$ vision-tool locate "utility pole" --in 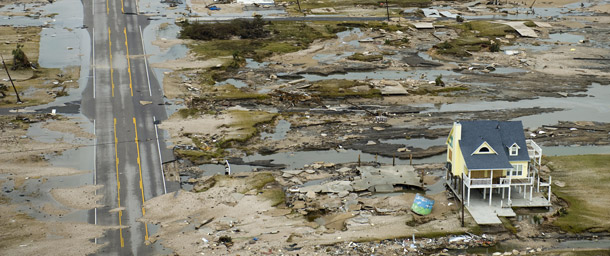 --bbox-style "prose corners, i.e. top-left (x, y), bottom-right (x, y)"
top-left (296, 0), bottom-right (302, 14)
top-left (385, 0), bottom-right (390, 21)
top-left (1, 54), bottom-right (22, 103)
top-left (461, 172), bottom-right (465, 227)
